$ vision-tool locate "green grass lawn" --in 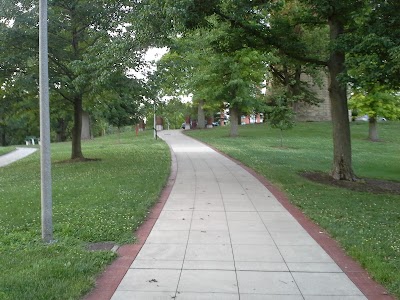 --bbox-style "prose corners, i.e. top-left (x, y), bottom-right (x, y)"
top-left (186, 121), bottom-right (400, 298)
top-left (0, 146), bottom-right (16, 156)
top-left (0, 130), bottom-right (170, 300)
